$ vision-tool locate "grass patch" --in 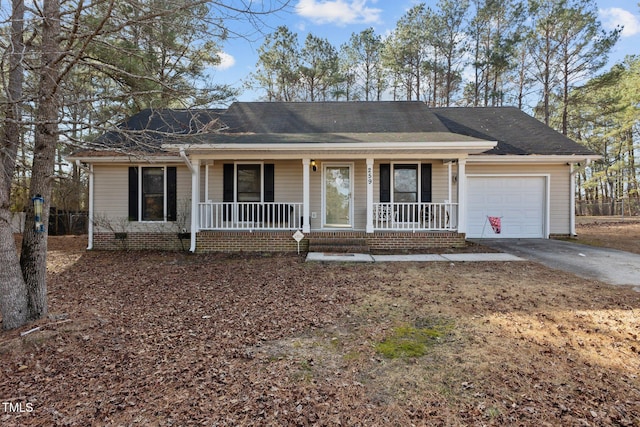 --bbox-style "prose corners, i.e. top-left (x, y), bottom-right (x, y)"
top-left (375, 319), bottom-right (452, 359)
